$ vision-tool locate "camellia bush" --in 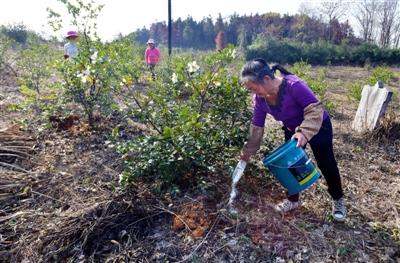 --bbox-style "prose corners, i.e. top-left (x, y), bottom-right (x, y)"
top-left (47, 0), bottom-right (142, 127)
top-left (117, 46), bottom-right (252, 191)
top-left (48, 0), bottom-right (111, 126)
